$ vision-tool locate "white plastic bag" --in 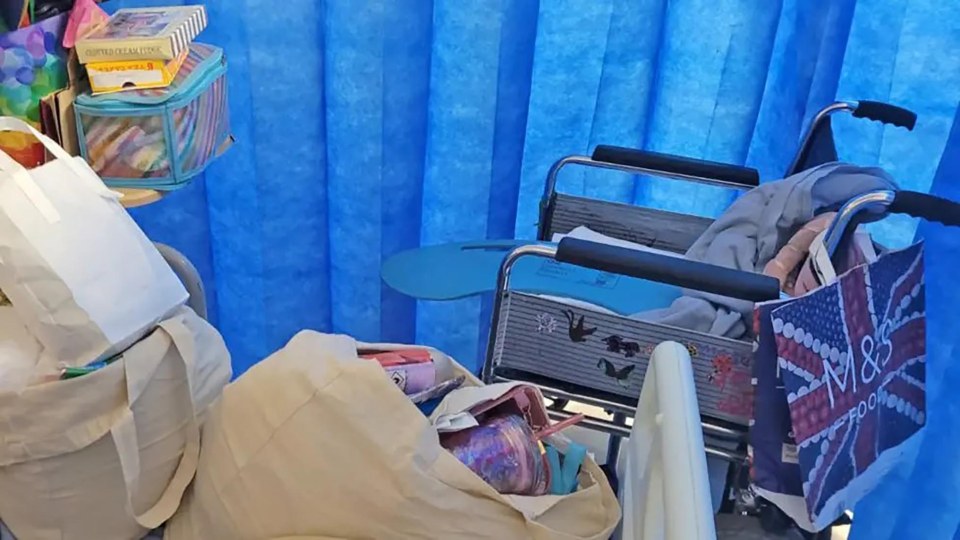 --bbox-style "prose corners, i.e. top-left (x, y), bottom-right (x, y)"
top-left (0, 117), bottom-right (187, 366)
